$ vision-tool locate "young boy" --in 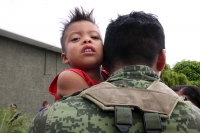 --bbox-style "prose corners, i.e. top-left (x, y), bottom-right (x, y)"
top-left (49, 7), bottom-right (109, 100)
top-left (39, 101), bottom-right (49, 112)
